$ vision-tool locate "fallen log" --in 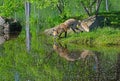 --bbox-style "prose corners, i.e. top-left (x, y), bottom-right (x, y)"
top-left (78, 15), bottom-right (109, 32)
